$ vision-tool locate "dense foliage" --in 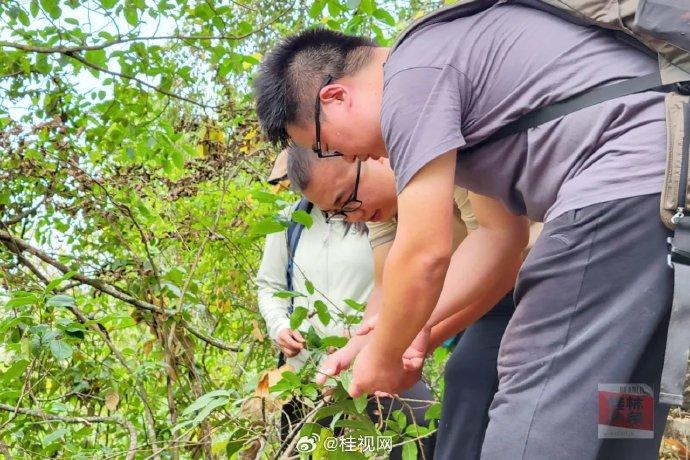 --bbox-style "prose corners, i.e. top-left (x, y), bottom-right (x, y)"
top-left (0, 0), bottom-right (448, 458)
